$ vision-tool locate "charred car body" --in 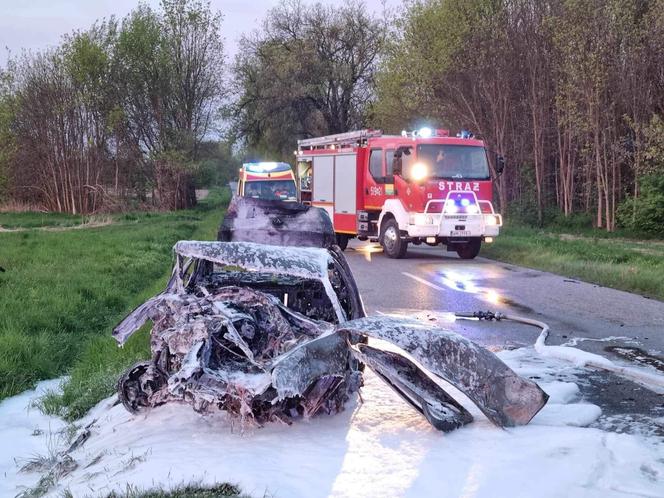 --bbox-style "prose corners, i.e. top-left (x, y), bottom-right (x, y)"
top-left (114, 197), bottom-right (548, 431)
